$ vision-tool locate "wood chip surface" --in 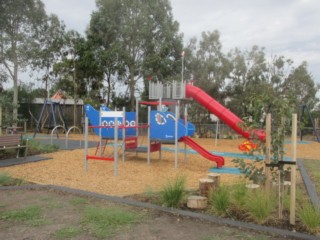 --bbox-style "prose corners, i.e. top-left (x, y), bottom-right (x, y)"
top-left (1, 135), bottom-right (319, 197)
